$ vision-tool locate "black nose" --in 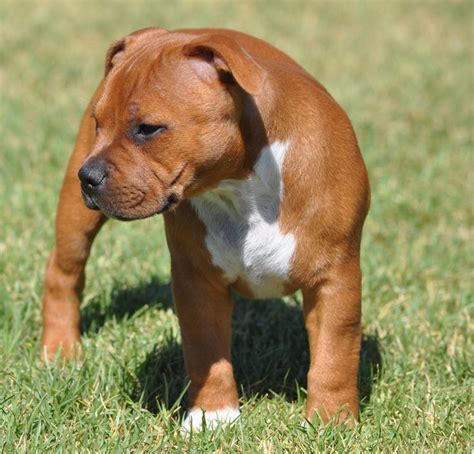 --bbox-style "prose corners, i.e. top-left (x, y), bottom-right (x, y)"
top-left (78, 159), bottom-right (107, 192)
